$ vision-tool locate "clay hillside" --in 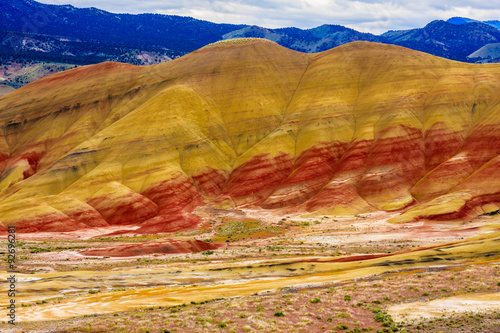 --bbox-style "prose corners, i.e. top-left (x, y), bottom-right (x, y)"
top-left (1, 39), bottom-right (500, 233)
